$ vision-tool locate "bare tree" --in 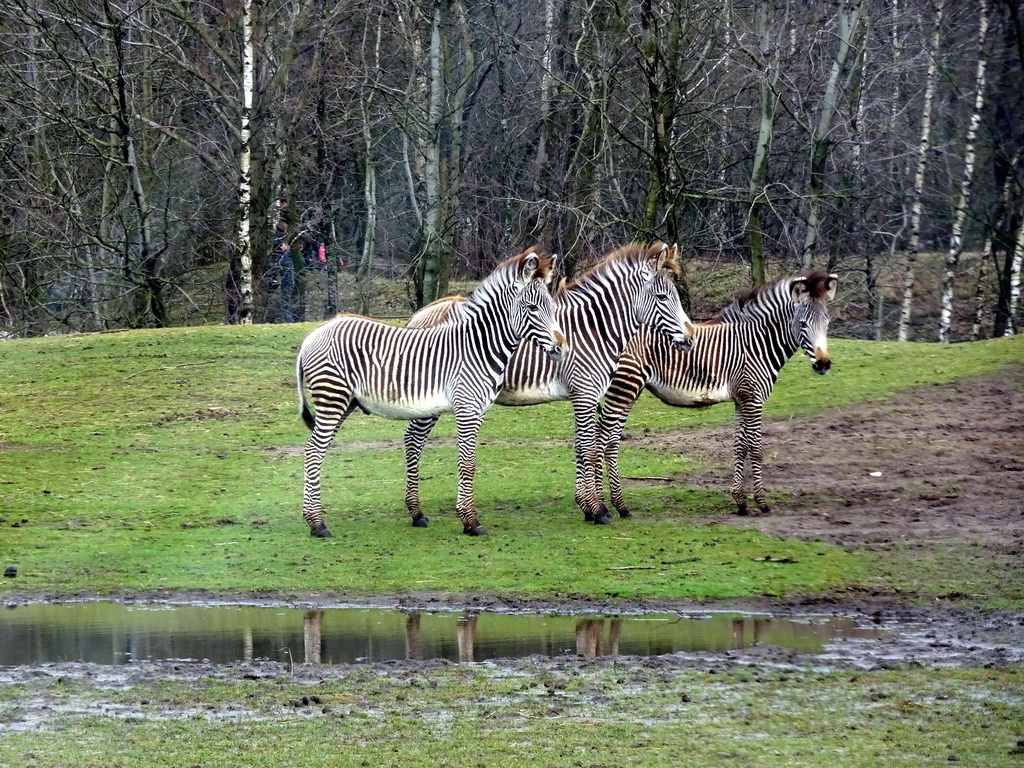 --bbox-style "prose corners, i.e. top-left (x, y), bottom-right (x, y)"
top-left (938, 0), bottom-right (990, 342)
top-left (898, 0), bottom-right (945, 342)
top-left (800, 0), bottom-right (865, 269)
